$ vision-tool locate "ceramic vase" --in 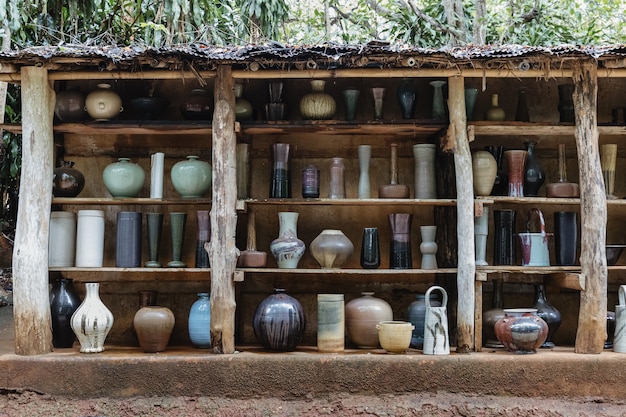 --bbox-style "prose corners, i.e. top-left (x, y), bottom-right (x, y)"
top-left (423, 286), bottom-right (450, 355)
top-left (253, 289), bottom-right (306, 351)
top-left (464, 87), bottom-right (478, 121)
top-left (483, 279), bottom-right (505, 348)
top-left (485, 146), bottom-right (508, 196)
top-left (485, 94), bottom-right (506, 121)
top-left (532, 284), bottom-right (561, 348)
top-left (345, 292), bottom-right (393, 348)
top-left (376, 321), bottom-right (414, 354)
top-left (357, 145), bottom-right (371, 199)
top-left (270, 212), bottom-right (305, 268)
top-left (55, 86), bottom-right (87, 122)
top-left (180, 88), bottom-right (211, 120)
top-left (360, 227), bottom-right (380, 269)
top-left (515, 88), bottom-right (530, 122)
top-left (328, 157), bottom-right (346, 199)
top-left (389, 213), bottom-right (412, 269)
top-left (601, 144), bottom-right (618, 199)
top-left (419, 226), bottom-right (438, 269)
top-left (188, 292), bottom-right (211, 348)
top-left (300, 80), bottom-right (336, 120)
top-left (195, 210), bottom-right (211, 268)
top-left (53, 160), bottom-right (85, 197)
top-left (493, 209), bottom-right (516, 265)
top-left (85, 83), bottom-right (123, 121)
top-left (48, 211), bottom-right (76, 267)
top-left (75, 210), bottom-right (105, 267)
top-left (523, 141), bottom-right (545, 196)
top-left (50, 277), bottom-right (82, 348)
top-left (342, 88), bottom-right (360, 121)
top-left (503, 150), bottom-right (527, 197)
top-left (397, 78), bottom-right (417, 119)
top-left (518, 208), bottom-right (551, 267)
top-left (70, 283), bottom-right (114, 353)
top-left (554, 211), bottom-right (578, 266)
top-left (474, 207), bottom-right (489, 266)
top-left (413, 144), bottom-right (437, 199)
top-left (167, 212), bottom-right (187, 267)
top-left (430, 80), bottom-right (447, 120)
top-left (236, 143), bottom-right (250, 200)
top-left (115, 211), bottom-right (142, 268)
top-left (494, 308), bottom-right (548, 354)
top-left (234, 83), bottom-right (253, 121)
top-left (170, 155), bottom-right (212, 199)
top-left (607, 311), bottom-right (616, 349)
top-left (270, 143), bottom-right (292, 199)
top-left (558, 84), bottom-right (575, 123)
top-left (317, 294), bottom-right (345, 353)
top-left (131, 96), bottom-right (169, 120)
top-left (310, 229), bottom-right (354, 269)
top-left (370, 87), bottom-right (386, 119)
top-left (302, 164), bottom-right (320, 198)
top-left (145, 213), bottom-right (163, 267)
top-left (407, 293), bottom-right (441, 349)
top-left (472, 151), bottom-right (497, 196)
top-left (134, 305), bottom-right (175, 353)
top-left (102, 157), bottom-right (145, 198)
